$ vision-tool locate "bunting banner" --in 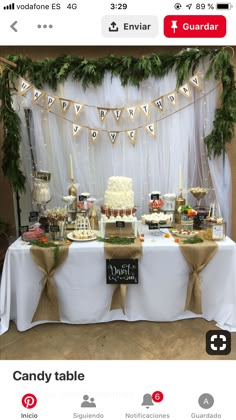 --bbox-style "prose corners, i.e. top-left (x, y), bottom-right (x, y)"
top-left (98, 108), bottom-right (109, 122)
top-left (19, 78), bottom-right (32, 95)
top-left (32, 88), bottom-right (43, 104)
top-left (112, 109), bottom-right (123, 122)
top-left (140, 103), bottom-right (150, 118)
top-left (127, 130), bottom-right (137, 146)
top-left (145, 123), bottom-right (156, 137)
top-left (60, 99), bottom-right (70, 113)
top-left (127, 107), bottom-right (136, 120)
top-left (189, 74), bottom-right (201, 90)
top-left (178, 83), bottom-right (192, 98)
top-left (74, 103), bottom-right (83, 116)
top-left (47, 95), bottom-right (56, 109)
top-left (72, 124), bottom-right (81, 136)
top-left (153, 97), bottom-right (164, 112)
top-left (167, 92), bottom-right (176, 107)
top-left (108, 131), bottom-right (118, 145)
top-left (90, 130), bottom-right (99, 144)
top-left (17, 73), bottom-right (205, 147)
